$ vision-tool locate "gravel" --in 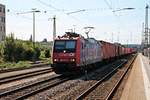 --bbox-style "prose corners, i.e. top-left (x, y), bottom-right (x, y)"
top-left (27, 60), bottom-right (124, 100)
top-left (0, 72), bottom-right (55, 94)
top-left (84, 57), bottom-right (133, 99)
